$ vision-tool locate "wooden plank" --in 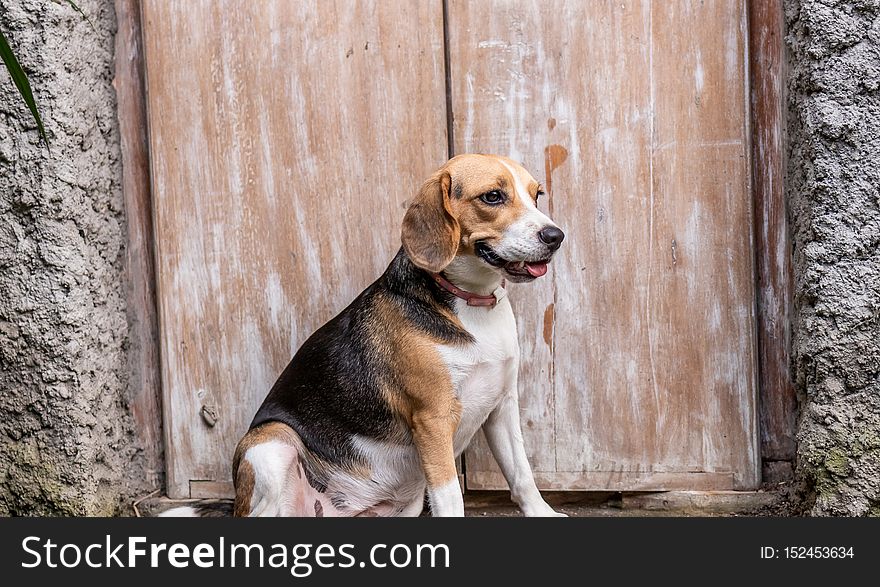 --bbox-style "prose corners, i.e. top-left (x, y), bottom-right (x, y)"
top-left (541, 0), bottom-right (656, 477)
top-left (646, 0), bottom-right (759, 488)
top-left (467, 471), bottom-right (736, 492)
top-left (189, 480), bottom-right (234, 500)
top-left (115, 0), bottom-right (163, 489)
top-left (748, 0), bottom-right (795, 464)
top-left (464, 489), bottom-right (775, 514)
top-left (619, 490), bottom-right (776, 513)
top-left (141, 0), bottom-right (448, 497)
top-left (452, 1), bottom-right (759, 490)
top-left (447, 0), bottom-right (563, 476)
